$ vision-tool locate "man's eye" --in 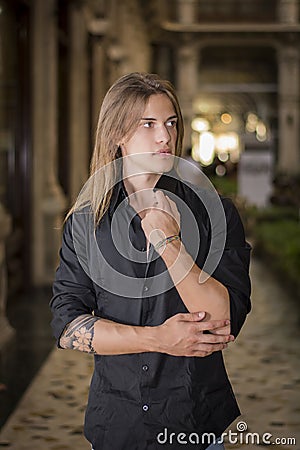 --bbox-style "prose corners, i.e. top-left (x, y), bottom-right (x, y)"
top-left (166, 120), bottom-right (177, 128)
top-left (143, 121), bottom-right (154, 128)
